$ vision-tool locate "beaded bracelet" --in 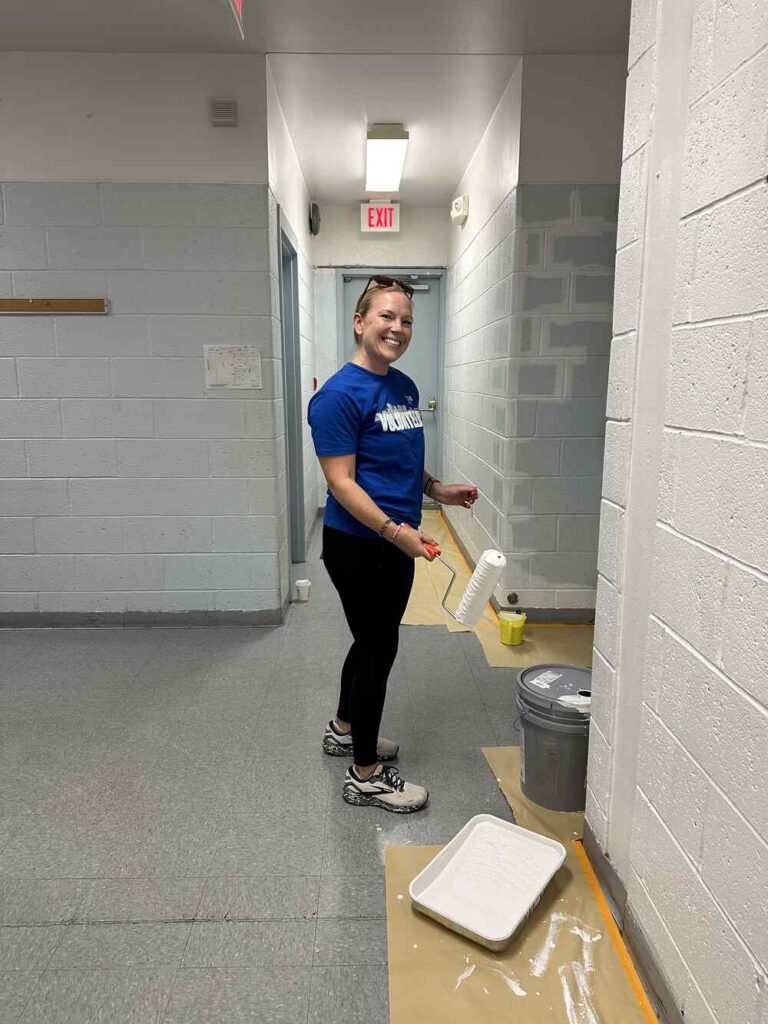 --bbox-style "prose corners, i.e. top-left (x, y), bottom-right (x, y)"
top-left (390, 523), bottom-right (404, 543)
top-left (378, 517), bottom-right (392, 538)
